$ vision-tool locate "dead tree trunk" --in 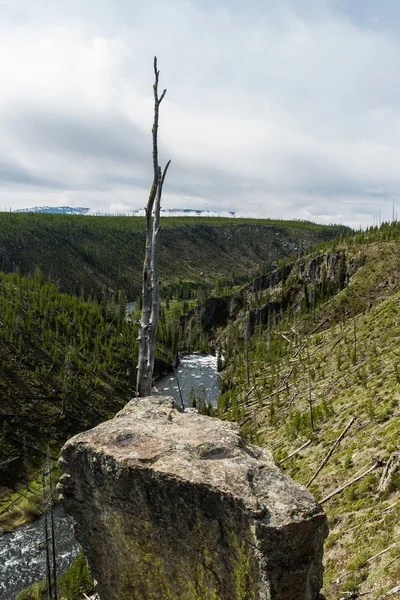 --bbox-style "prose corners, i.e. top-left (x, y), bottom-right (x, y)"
top-left (41, 450), bottom-right (58, 600)
top-left (306, 344), bottom-right (315, 432)
top-left (136, 57), bottom-right (171, 397)
top-left (42, 468), bottom-right (52, 600)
